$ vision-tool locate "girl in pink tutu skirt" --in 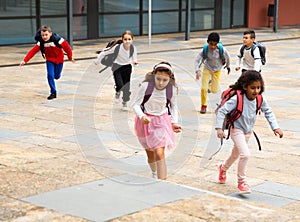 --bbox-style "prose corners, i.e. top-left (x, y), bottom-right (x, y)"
top-left (133, 62), bottom-right (182, 180)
